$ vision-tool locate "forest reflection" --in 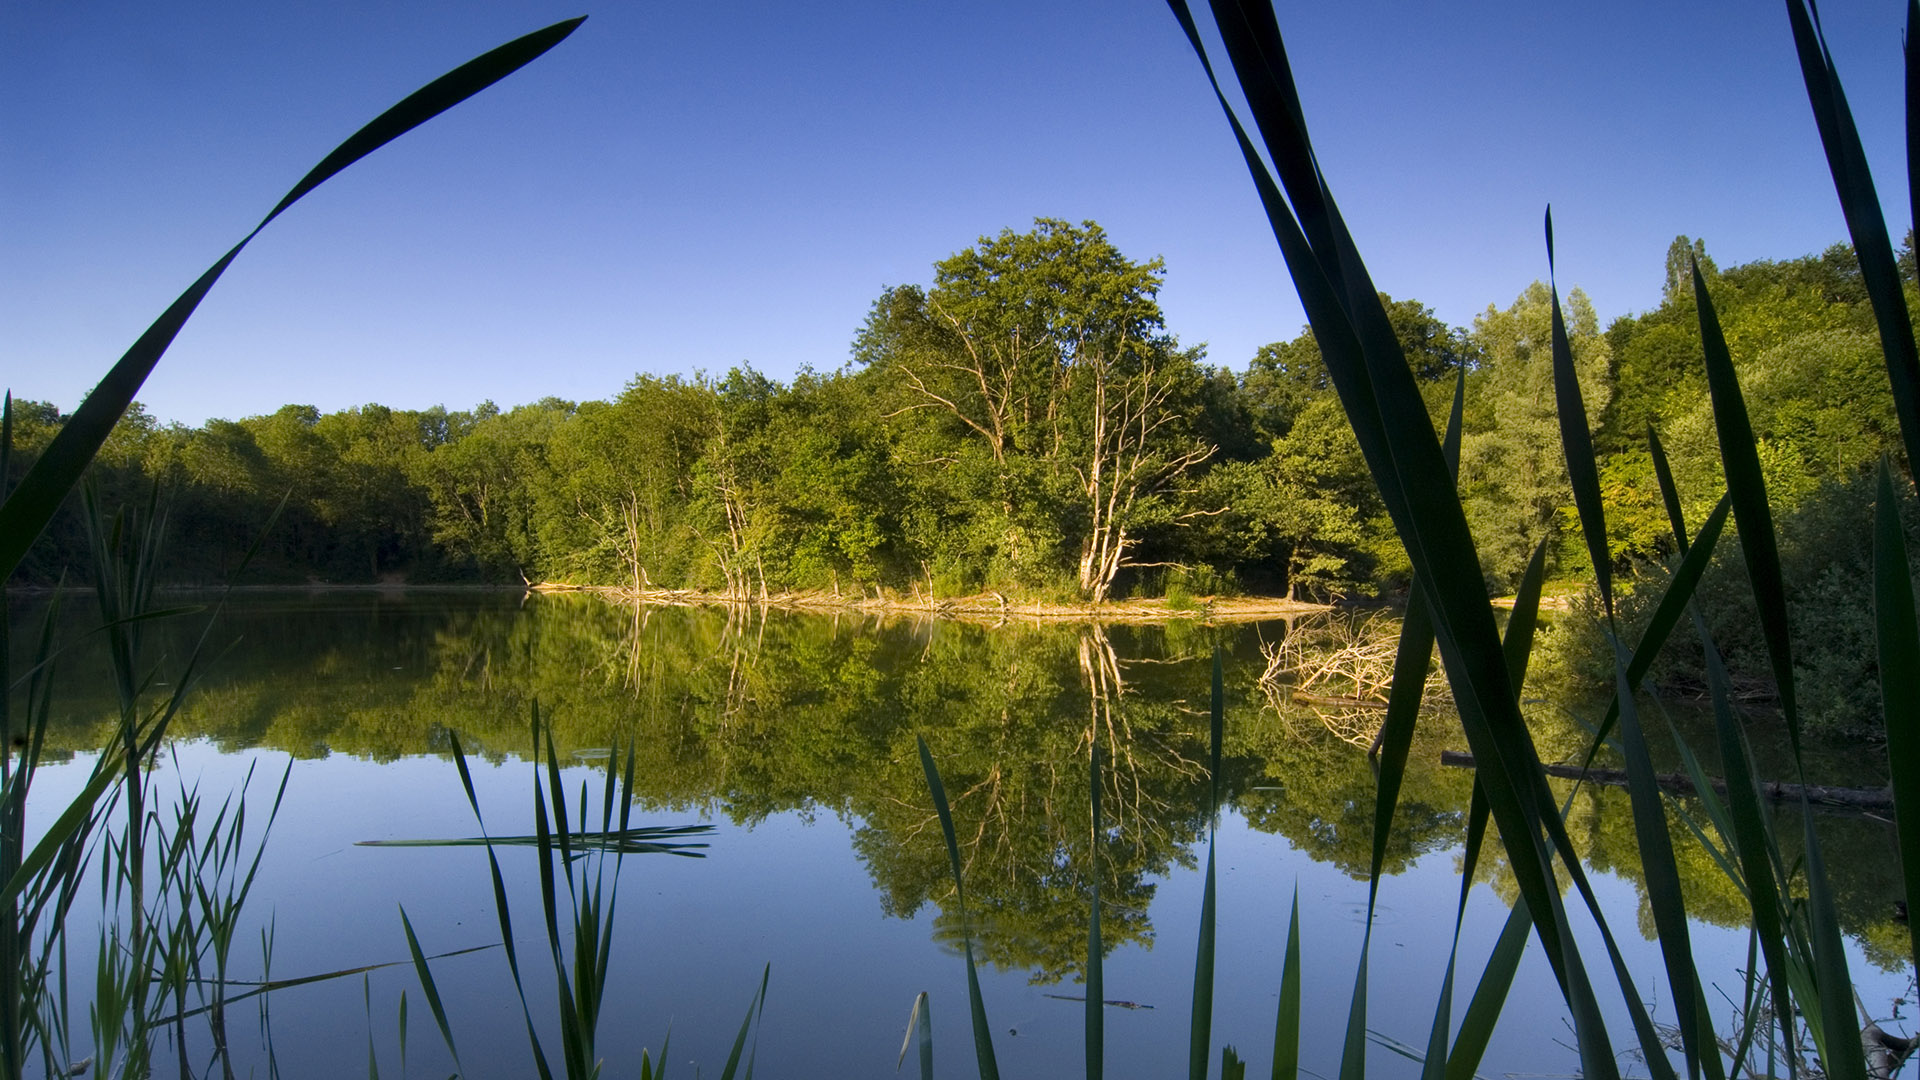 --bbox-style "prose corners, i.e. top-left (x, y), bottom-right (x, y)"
top-left (17, 591), bottom-right (1910, 980)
